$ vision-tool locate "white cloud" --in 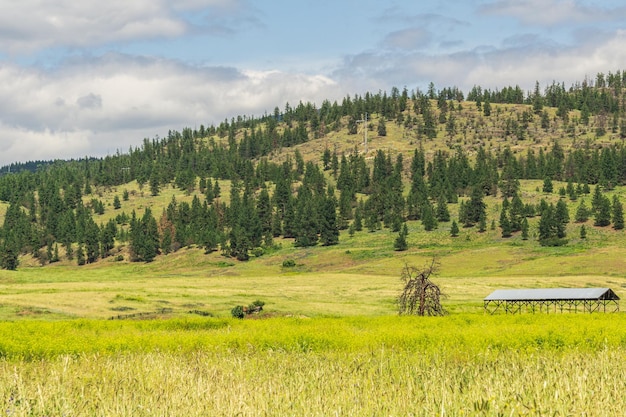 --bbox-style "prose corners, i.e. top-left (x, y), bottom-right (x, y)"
top-left (0, 0), bottom-right (249, 54)
top-left (0, 1), bottom-right (179, 53)
top-left (0, 123), bottom-right (91, 163)
top-left (382, 28), bottom-right (432, 51)
top-left (334, 29), bottom-right (626, 95)
top-left (480, 0), bottom-right (626, 27)
top-left (0, 54), bottom-right (339, 166)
